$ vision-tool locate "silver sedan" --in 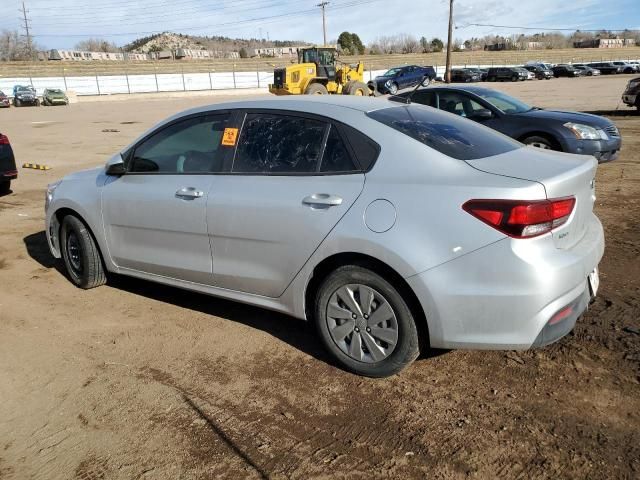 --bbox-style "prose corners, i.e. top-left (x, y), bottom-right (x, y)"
top-left (45, 96), bottom-right (604, 377)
